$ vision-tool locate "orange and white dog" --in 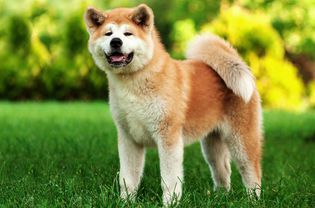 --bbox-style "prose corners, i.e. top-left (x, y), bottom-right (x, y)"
top-left (84, 4), bottom-right (262, 205)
